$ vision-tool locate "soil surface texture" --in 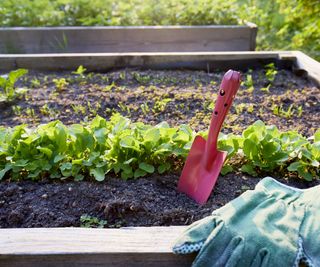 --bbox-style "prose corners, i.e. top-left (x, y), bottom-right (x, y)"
top-left (0, 67), bottom-right (319, 136)
top-left (0, 67), bottom-right (319, 228)
top-left (1, 172), bottom-right (319, 228)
